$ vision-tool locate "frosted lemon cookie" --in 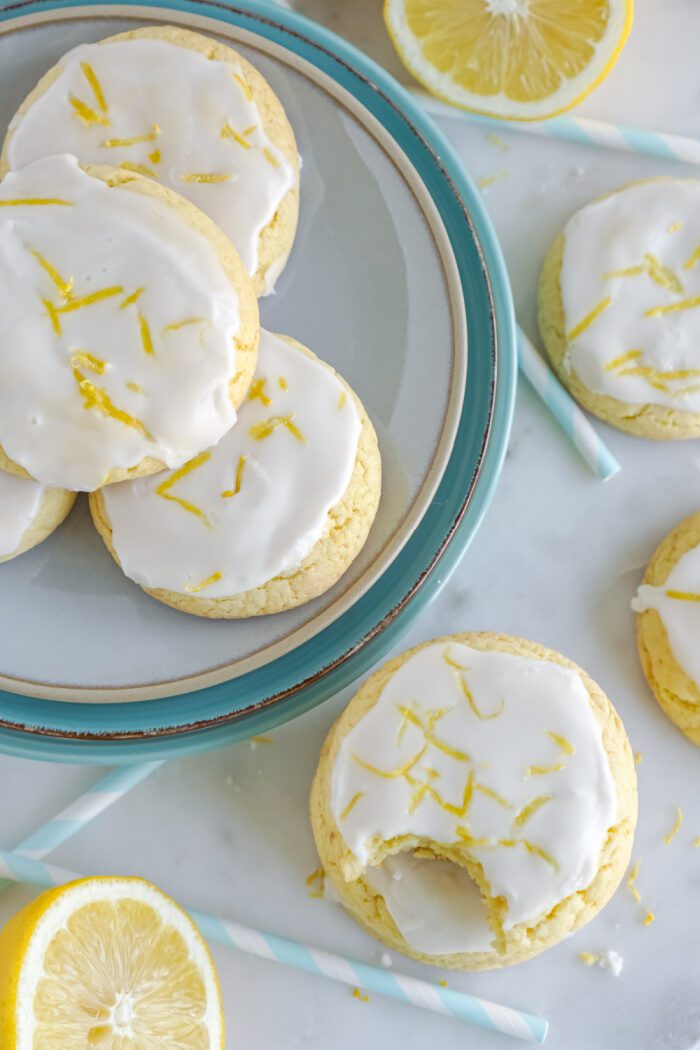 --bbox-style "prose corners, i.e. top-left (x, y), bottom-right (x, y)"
top-left (0, 472), bottom-right (75, 563)
top-left (539, 179), bottom-right (700, 439)
top-left (89, 330), bottom-right (381, 617)
top-left (632, 513), bottom-right (700, 745)
top-left (2, 25), bottom-right (299, 296)
top-left (311, 633), bottom-right (637, 970)
top-left (0, 154), bottom-right (258, 492)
